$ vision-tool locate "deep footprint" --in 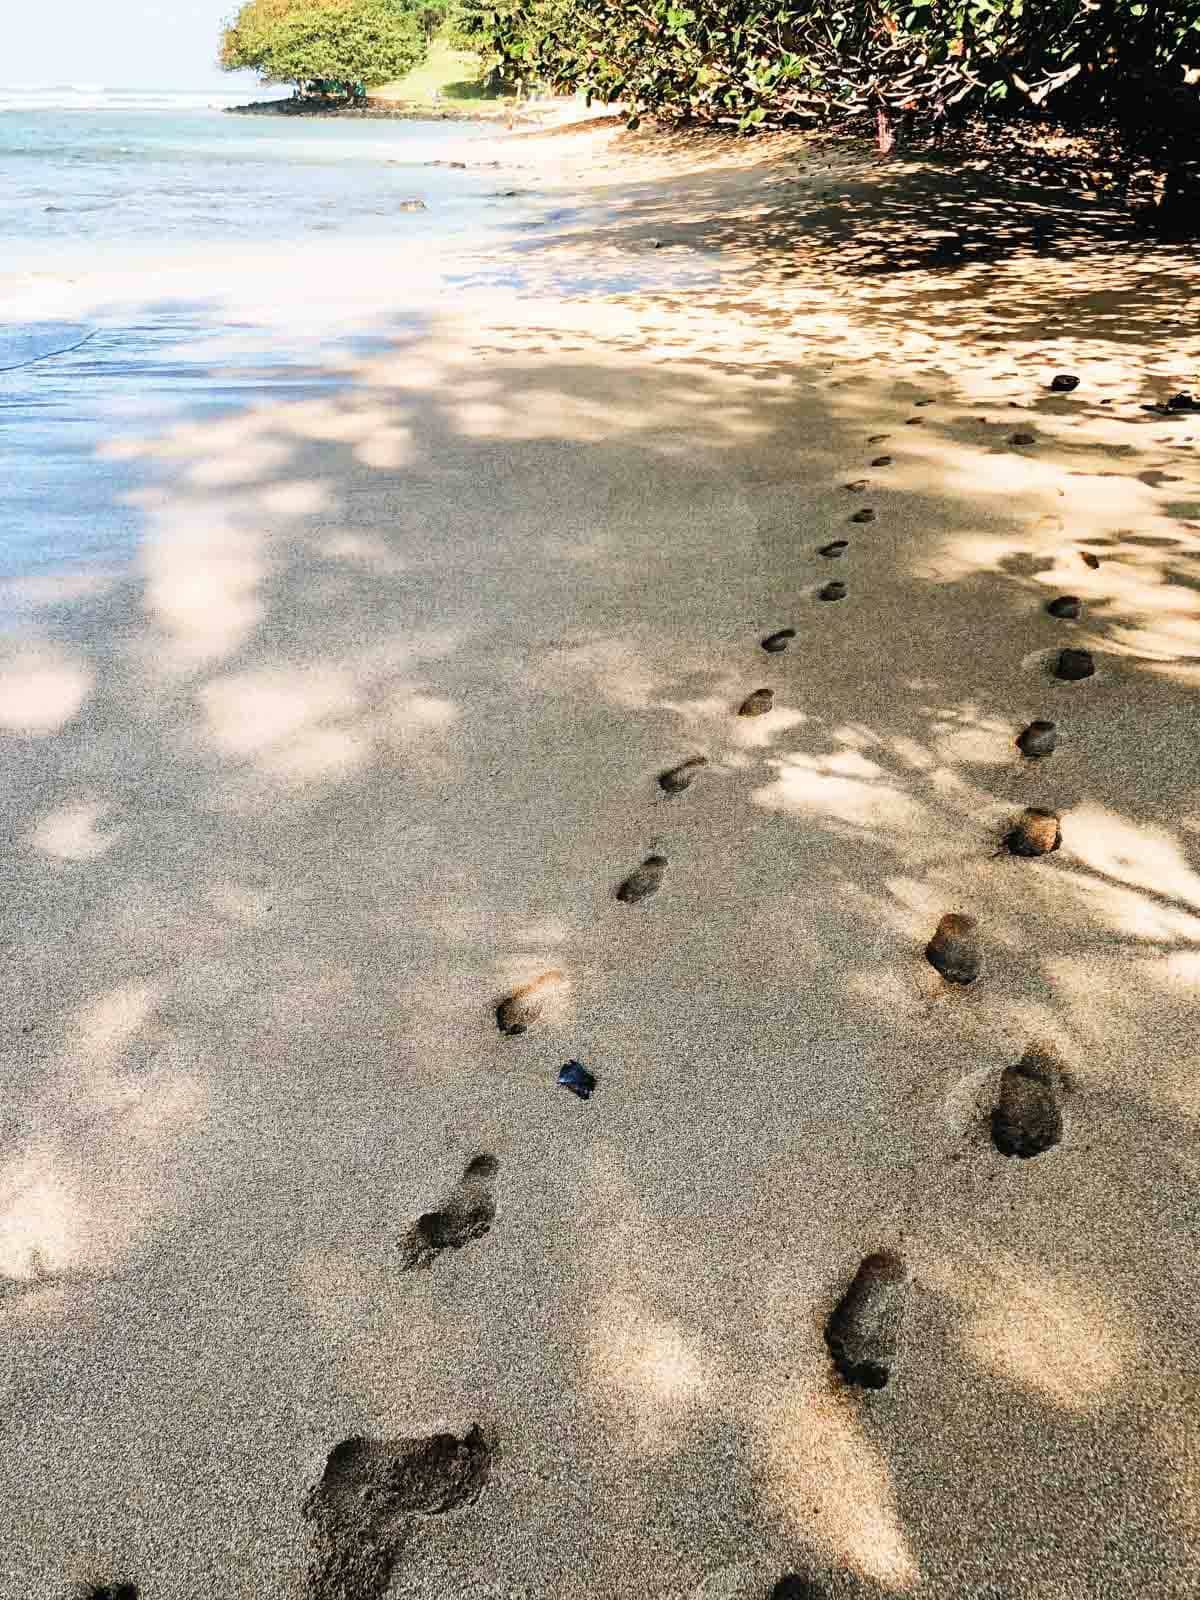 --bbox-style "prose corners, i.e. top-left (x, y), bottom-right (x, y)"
top-left (1005, 807), bottom-right (1061, 857)
top-left (870, 454), bottom-right (893, 466)
top-left (401, 1155), bottom-right (499, 1270)
top-left (72, 1587), bottom-right (139, 1600)
top-left (762, 628), bottom-right (797, 653)
top-left (1055, 648), bottom-right (1095, 681)
top-left (496, 969), bottom-right (564, 1035)
top-left (771, 1579), bottom-right (825, 1600)
top-left (818, 540), bottom-right (849, 557)
top-left (1046, 595), bottom-right (1082, 619)
top-left (305, 1427), bottom-right (491, 1600)
top-left (849, 508), bottom-right (876, 524)
top-left (818, 580), bottom-right (847, 602)
top-left (1016, 720), bottom-right (1057, 758)
top-left (739, 687), bottom-right (774, 716)
top-left (925, 913), bottom-right (980, 984)
top-left (992, 1050), bottom-right (1064, 1157)
top-left (825, 1252), bottom-right (909, 1389)
top-left (659, 756), bottom-right (708, 794)
top-left (617, 854), bottom-right (667, 903)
